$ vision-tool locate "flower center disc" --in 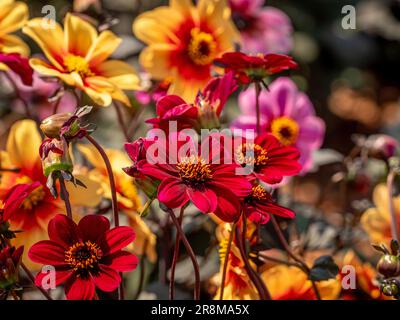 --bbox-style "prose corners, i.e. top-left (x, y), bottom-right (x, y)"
top-left (249, 185), bottom-right (269, 201)
top-left (271, 116), bottom-right (299, 146)
top-left (65, 241), bottom-right (102, 273)
top-left (177, 155), bottom-right (212, 185)
top-left (15, 176), bottom-right (46, 210)
top-left (64, 55), bottom-right (94, 77)
top-left (187, 28), bottom-right (217, 66)
top-left (236, 143), bottom-right (269, 169)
